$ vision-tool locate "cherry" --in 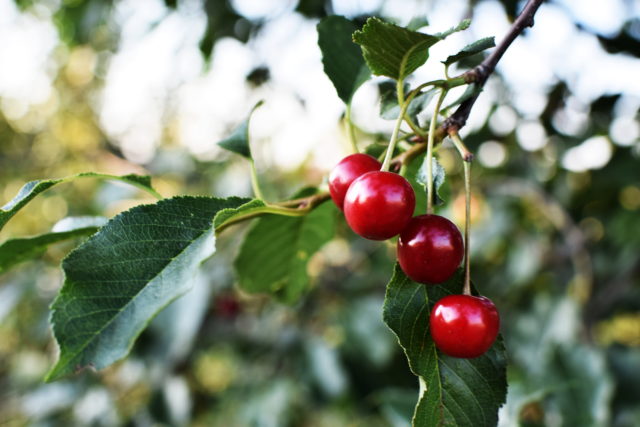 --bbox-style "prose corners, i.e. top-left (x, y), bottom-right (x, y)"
top-left (397, 214), bottom-right (463, 284)
top-left (343, 171), bottom-right (415, 240)
top-left (429, 294), bottom-right (499, 358)
top-left (329, 153), bottom-right (382, 210)
top-left (215, 293), bottom-right (242, 319)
